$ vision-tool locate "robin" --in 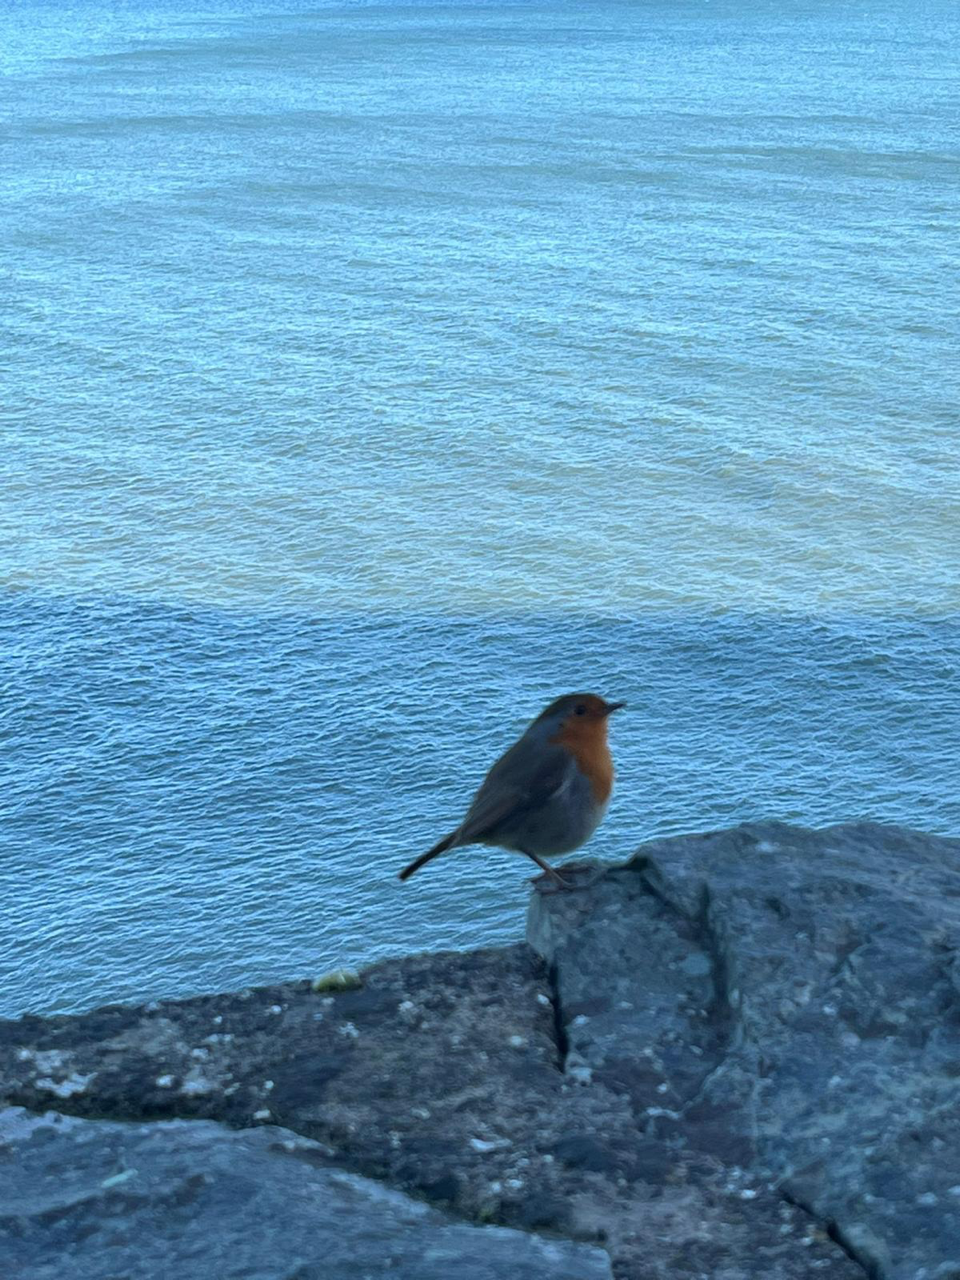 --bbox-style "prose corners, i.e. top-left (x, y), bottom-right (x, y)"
top-left (398, 692), bottom-right (625, 890)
